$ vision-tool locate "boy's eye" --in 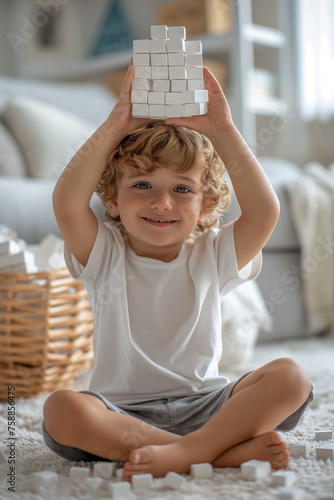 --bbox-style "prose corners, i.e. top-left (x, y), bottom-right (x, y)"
top-left (134, 182), bottom-right (151, 189)
top-left (174, 186), bottom-right (190, 193)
